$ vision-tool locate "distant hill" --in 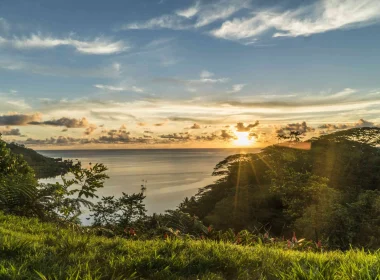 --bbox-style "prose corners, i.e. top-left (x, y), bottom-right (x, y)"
top-left (6, 142), bottom-right (72, 179)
